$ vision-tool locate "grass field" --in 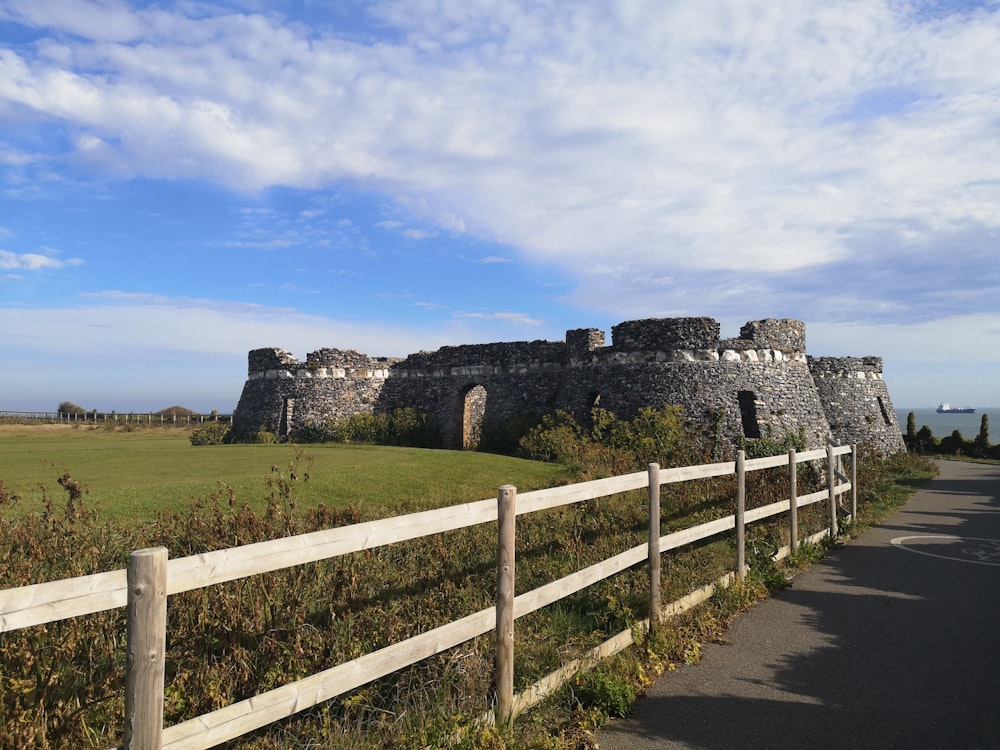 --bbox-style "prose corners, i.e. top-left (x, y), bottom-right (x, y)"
top-left (0, 423), bottom-right (570, 521)
top-left (0, 423), bottom-right (937, 749)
